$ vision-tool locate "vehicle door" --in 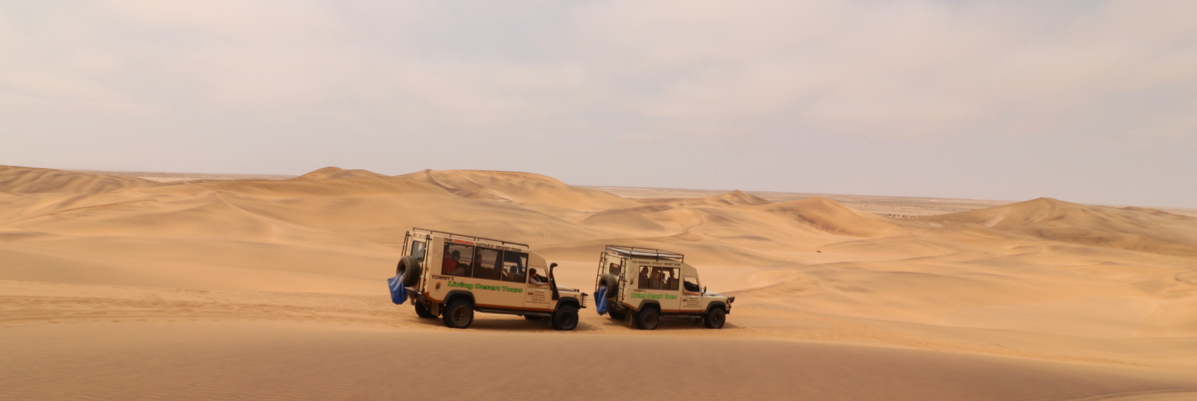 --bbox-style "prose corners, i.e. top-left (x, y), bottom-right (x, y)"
top-left (515, 253), bottom-right (552, 311)
top-left (679, 274), bottom-right (704, 313)
top-left (406, 235), bottom-right (429, 289)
